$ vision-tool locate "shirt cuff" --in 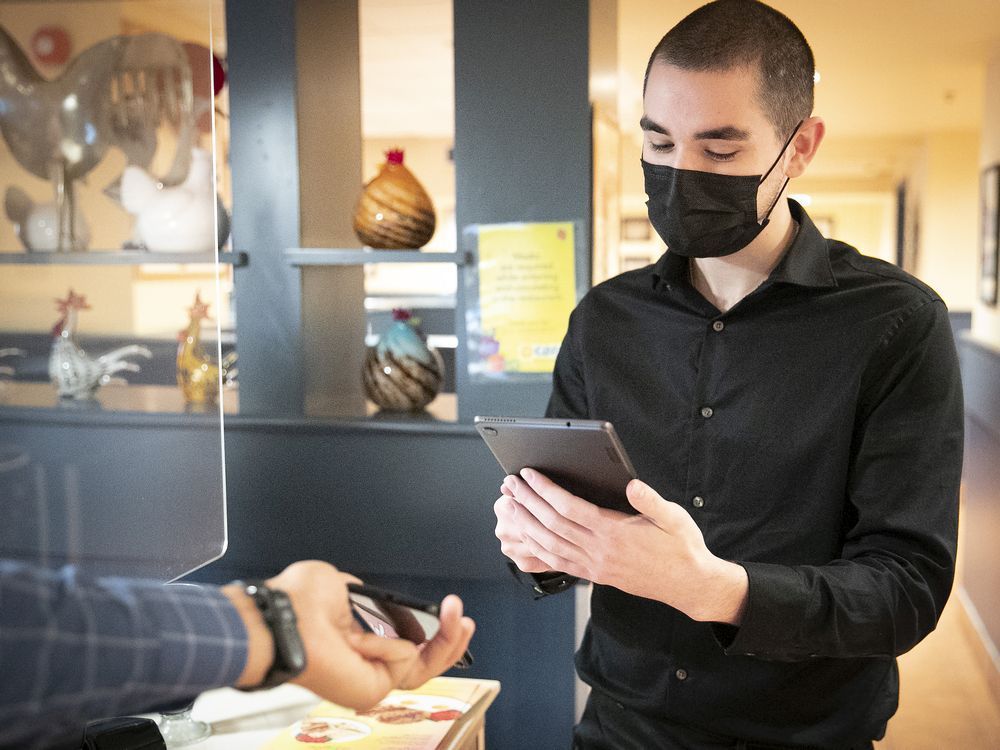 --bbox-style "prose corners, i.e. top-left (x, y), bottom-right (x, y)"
top-left (711, 561), bottom-right (810, 660)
